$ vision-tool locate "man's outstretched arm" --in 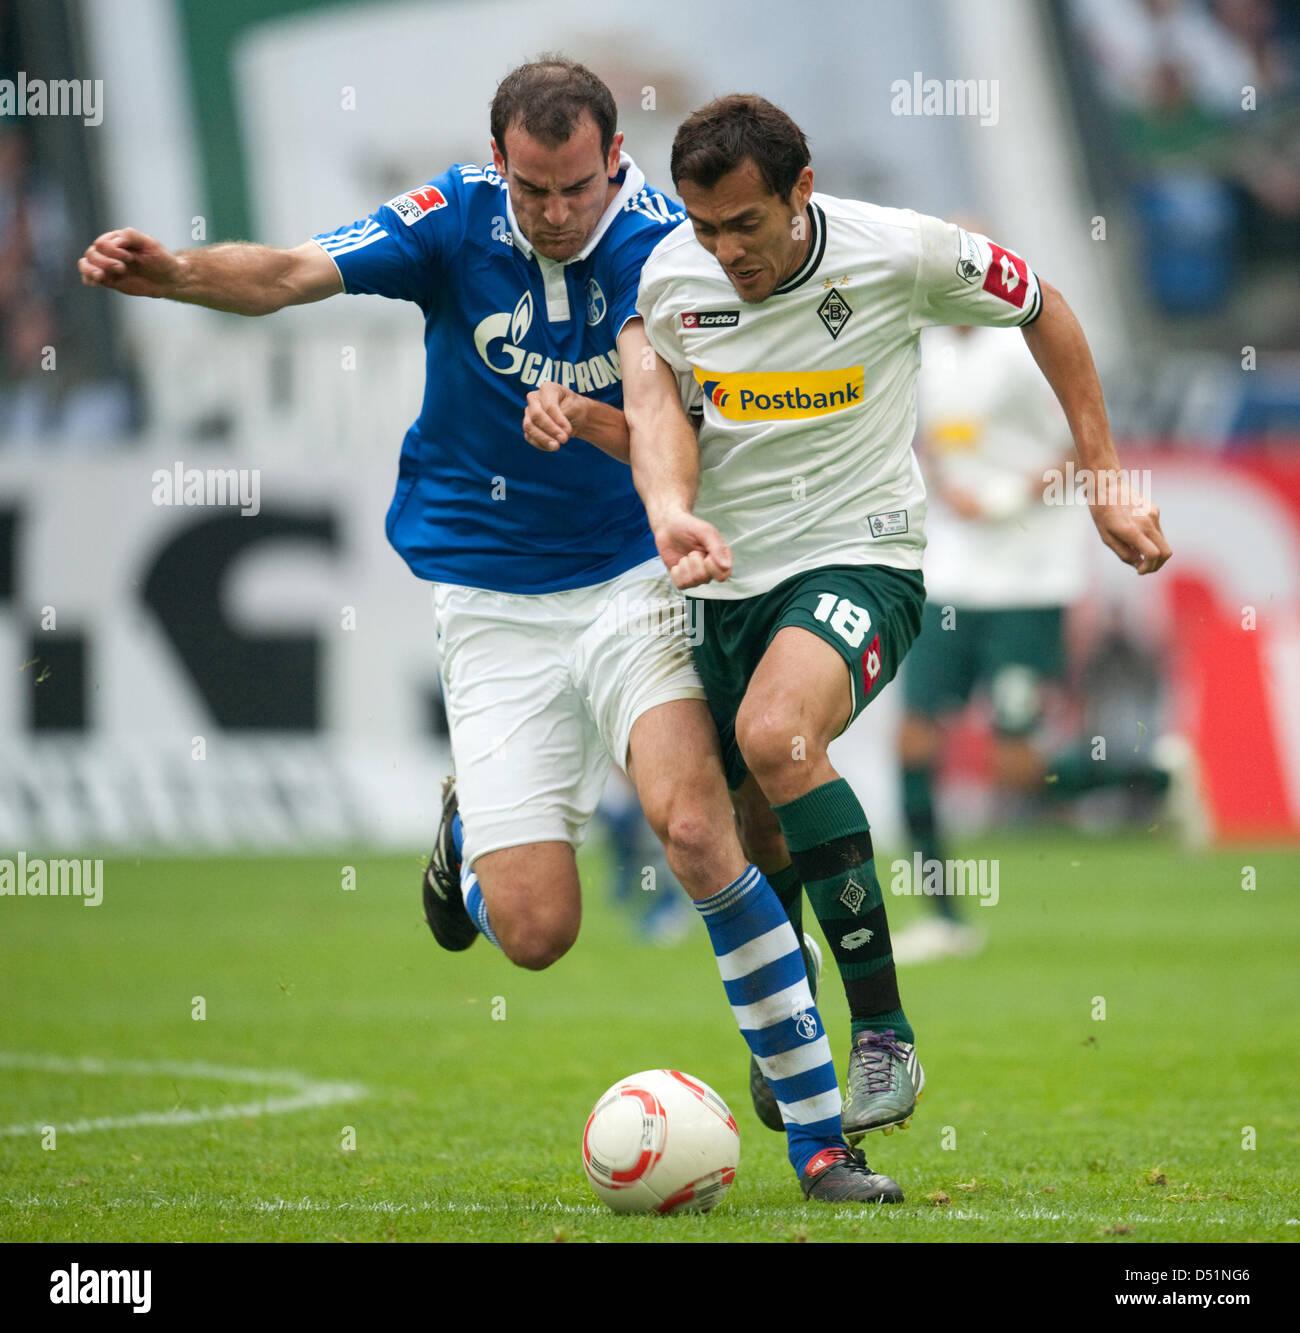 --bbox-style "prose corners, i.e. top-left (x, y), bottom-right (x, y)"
top-left (79, 228), bottom-right (341, 316)
top-left (617, 317), bottom-right (731, 589)
top-left (1022, 280), bottom-right (1171, 575)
